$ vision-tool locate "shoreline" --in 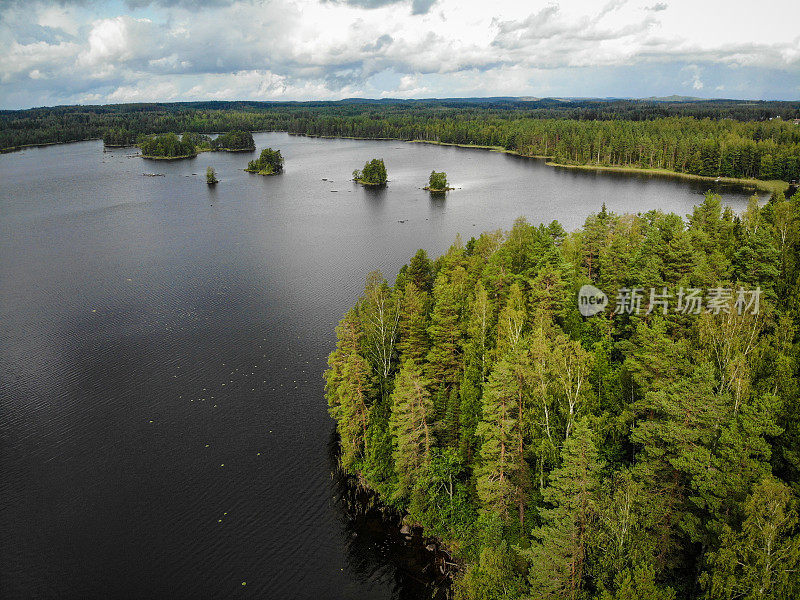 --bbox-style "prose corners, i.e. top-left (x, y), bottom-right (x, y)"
top-left (3, 132), bottom-right (790, 195)
top-left (335, 467), bottom-right (456, 598)
top-left (407, 139), bottom-right (550, 159)
top-left (545, 161), bottom-right (789, 194)
top-left (244, 168), bottom-right (280, 176)
top-left (1, 138), bottom-right (102, 153)
top-left (405, 138), bottom-right (788, 194)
